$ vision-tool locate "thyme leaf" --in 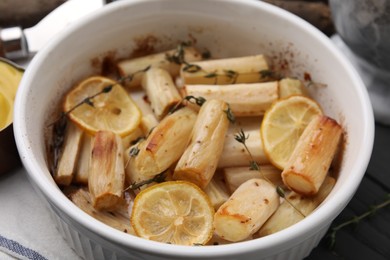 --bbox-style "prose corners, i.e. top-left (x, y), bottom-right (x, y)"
top-left (185, 95), bottom-right (206, 107)
top-left (165, 41), bottom-right (192, 65)
top-left (259, 69), bottom-right (274, 79)
top-left (102, 85), bottom-right (113, 93)
top-left (129, 146), bottom-right (140, 157)
top-left (249, 161), bottom-right (259, 171)
top-left (84, 98), bottom-right (94, 107)
top-left (224, 69), bottom-right (238, 84)
top-left (224, 105), bottom-right (236, 124)
top-left (183, 63), bottom-right (202, 73)
top-left (259, 69), bottom-right (282, 80)
top-left (169, 95), bottom-right (207, 114)
top-left (234, 129), bottom-right (248, 144)
top-left (204, 72), bottom-right (218, 78)
top-left (276, 186), bottom-right (286, 198)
